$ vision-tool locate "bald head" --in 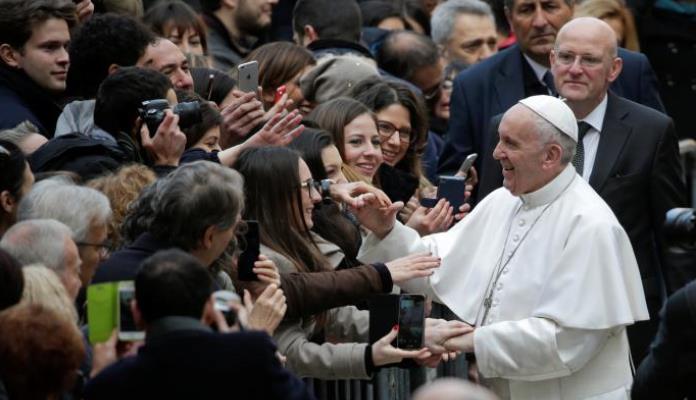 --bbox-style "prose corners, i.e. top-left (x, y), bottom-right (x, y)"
top-left (550, 17), bottom-right (623, 118)
top-left (412, 378), bottom-right (498, 400)
top-left (556, 17), bottom-right (617, 57)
